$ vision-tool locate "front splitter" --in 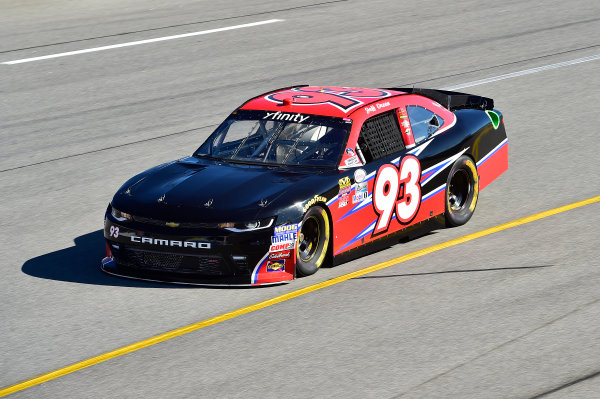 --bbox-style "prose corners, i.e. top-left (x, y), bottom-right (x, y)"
top-left (101, 257), bottom-right (290, 287)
